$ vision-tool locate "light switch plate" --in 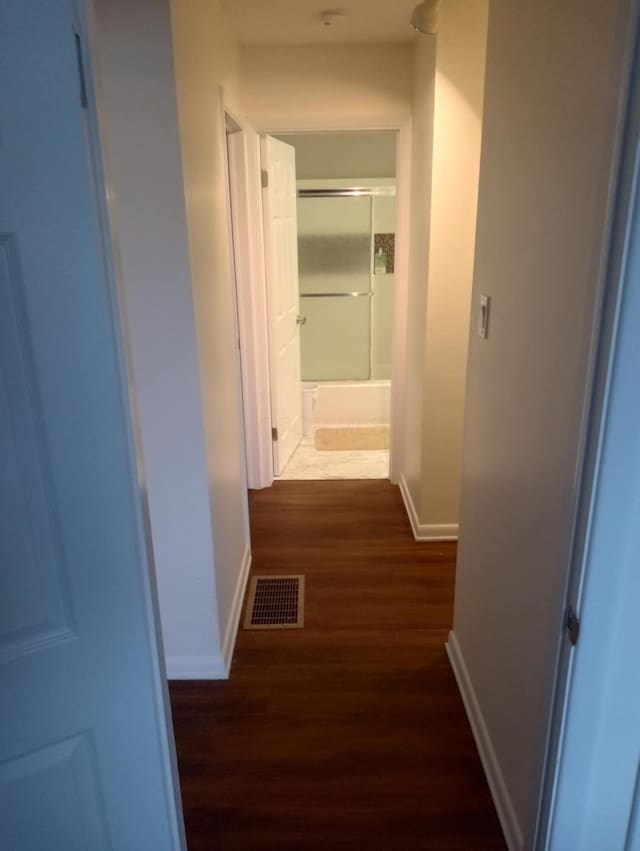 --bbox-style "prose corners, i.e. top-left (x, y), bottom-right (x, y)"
top-left (478, 294), bottom-right (490, 339)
